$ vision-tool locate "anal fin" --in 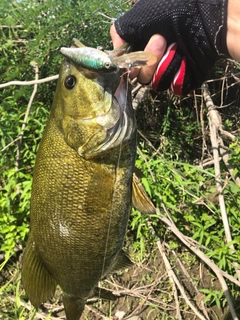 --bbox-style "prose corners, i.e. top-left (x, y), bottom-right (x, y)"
top-left (93, 287), bottom-right (116, 301)
top-left (21, 233), bottom-right (57, 309)
top-left (108, 250), bottom-right (133, 274)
